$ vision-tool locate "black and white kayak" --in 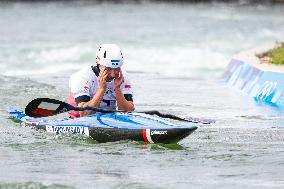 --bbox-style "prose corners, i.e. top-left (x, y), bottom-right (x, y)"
top-left (9, 107), bottom-right (197, 144)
